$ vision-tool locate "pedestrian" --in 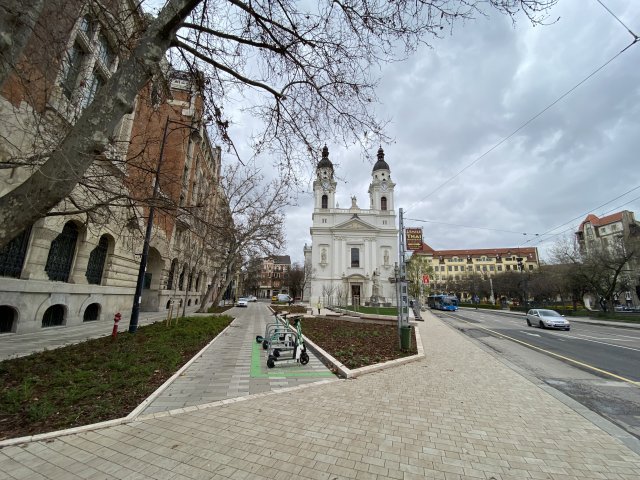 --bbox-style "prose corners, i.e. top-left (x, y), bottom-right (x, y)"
top-left (316, 301), bottom-right (321, 315)
top-left (288, 297), bottom-right (293, 307)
